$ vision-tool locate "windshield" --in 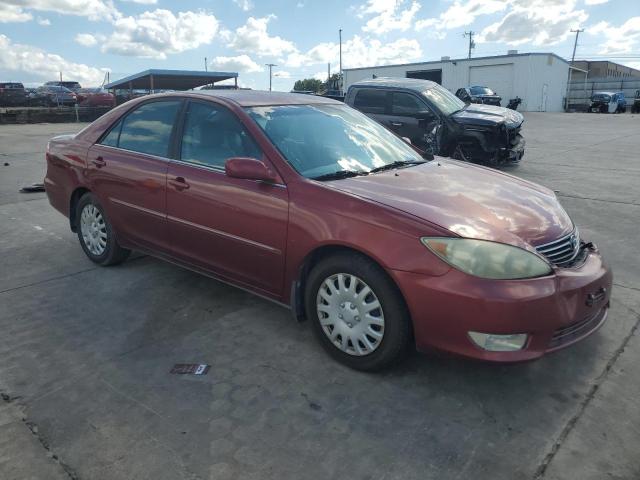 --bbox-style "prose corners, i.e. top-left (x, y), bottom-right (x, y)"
top-left (592, 94), bottom-right (611, 102)
top-left (246, 104), bottom-right (425, 179)
top-left (423, 85), bottom-right (465, 115)
top-left (470, 86), bottom-right (495, 96)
